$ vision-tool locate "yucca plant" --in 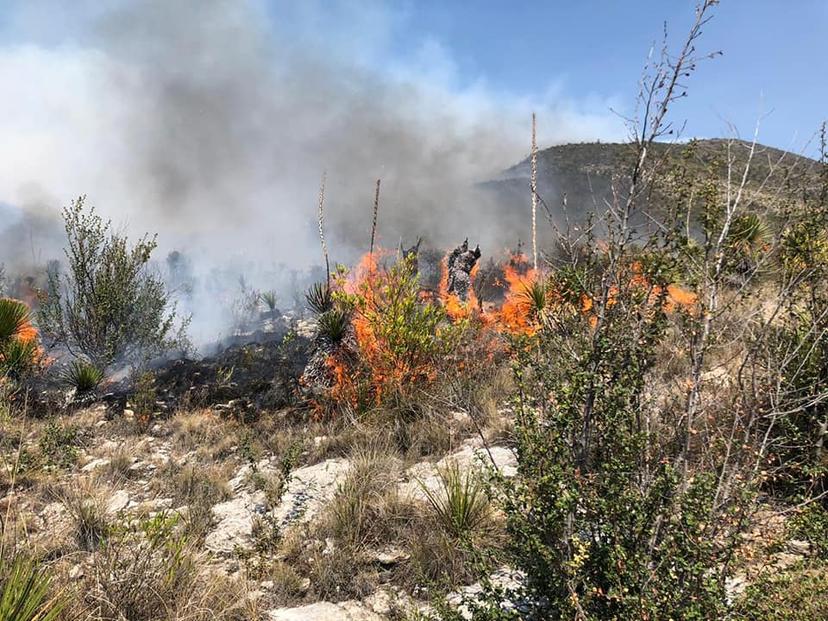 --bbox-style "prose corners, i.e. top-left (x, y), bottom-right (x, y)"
top-left (61, 359), bottom-right (105, 393)
top-left (420, 460), bottom-right (492, 539)
top-left (519, 279), bottom-right (549, 322)
top-left (260, 290), bottom-right (278, 313)
top-left (0, 555), bottom-right (64, 621)
top-left (0, 299), bottom-right (39, 378)
top-left (305, 282), bottom-right (333, 315)
top-left (727, 213), bottom-right (770, 255)
top-left (0, 298), bottom-right (29, 343)
top-left (316, 308), bottom-right (350, 345)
